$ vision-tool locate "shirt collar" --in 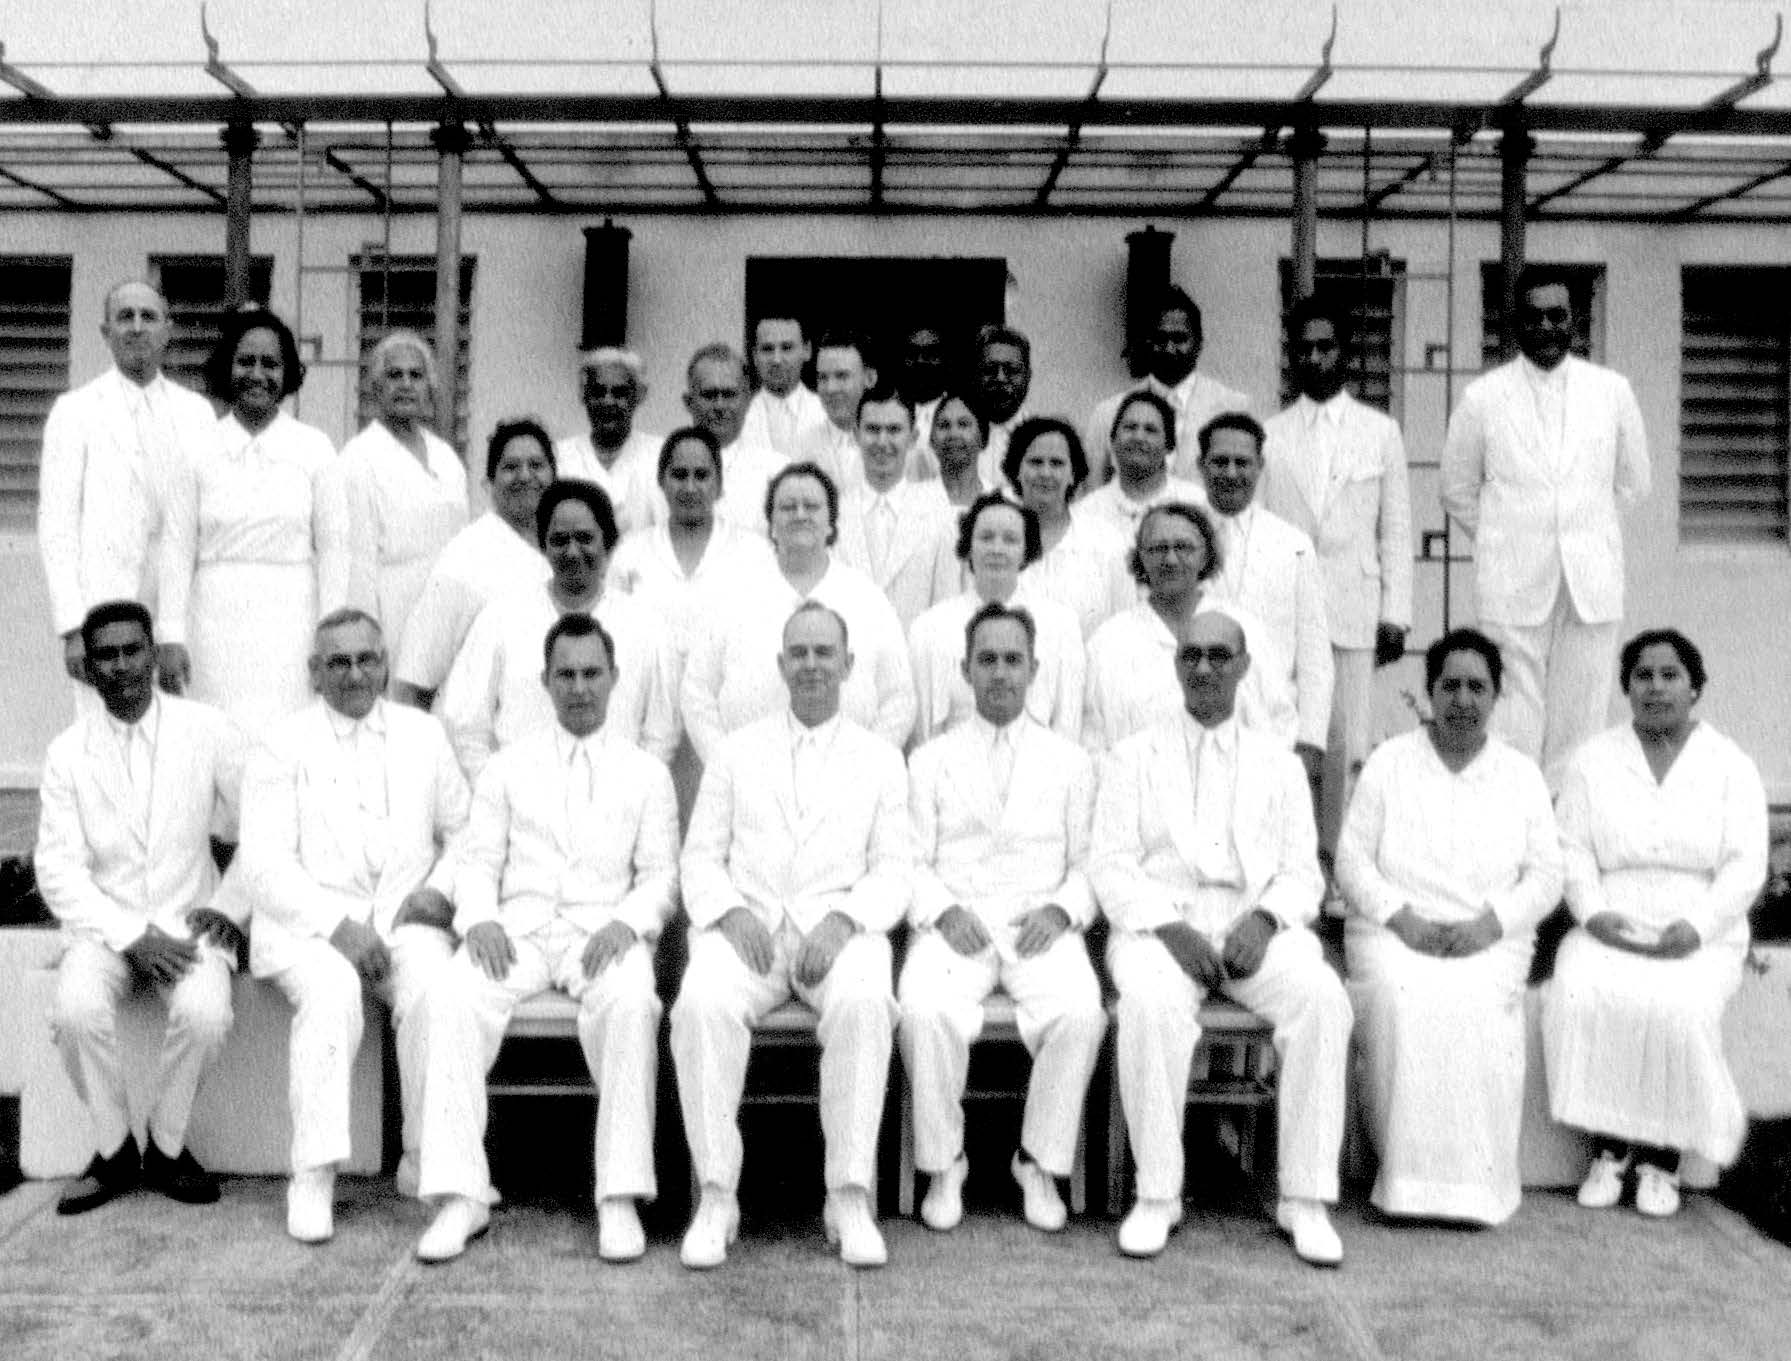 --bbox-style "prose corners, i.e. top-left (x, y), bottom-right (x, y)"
top-left (326, 697), bottom-right (389, 741)
top-left (553, 722), bottom-right (608, 763)
top-left (970, 710), bottom-right (1027, 747)
top-left (1519, 354), bottom-right (1568, 391)
top-left (108, 692), bottom-right (160, 744)
top-left (1296, 391), bottom-right (1347, 425)
top-left (1180, 710), bottom-right (1239, 753)
top-left (787, 709), bottom-right (842, 747)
